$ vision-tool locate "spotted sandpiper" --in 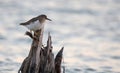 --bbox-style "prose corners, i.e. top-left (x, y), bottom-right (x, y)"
top-left (20, 14), bottom-right (52, 34)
